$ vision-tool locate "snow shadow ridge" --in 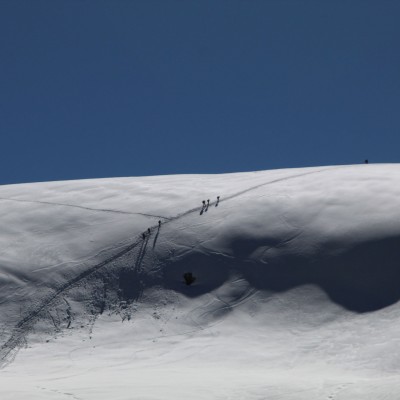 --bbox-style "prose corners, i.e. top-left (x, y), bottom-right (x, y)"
top-left (159, 235), bottom-right (400, 313)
